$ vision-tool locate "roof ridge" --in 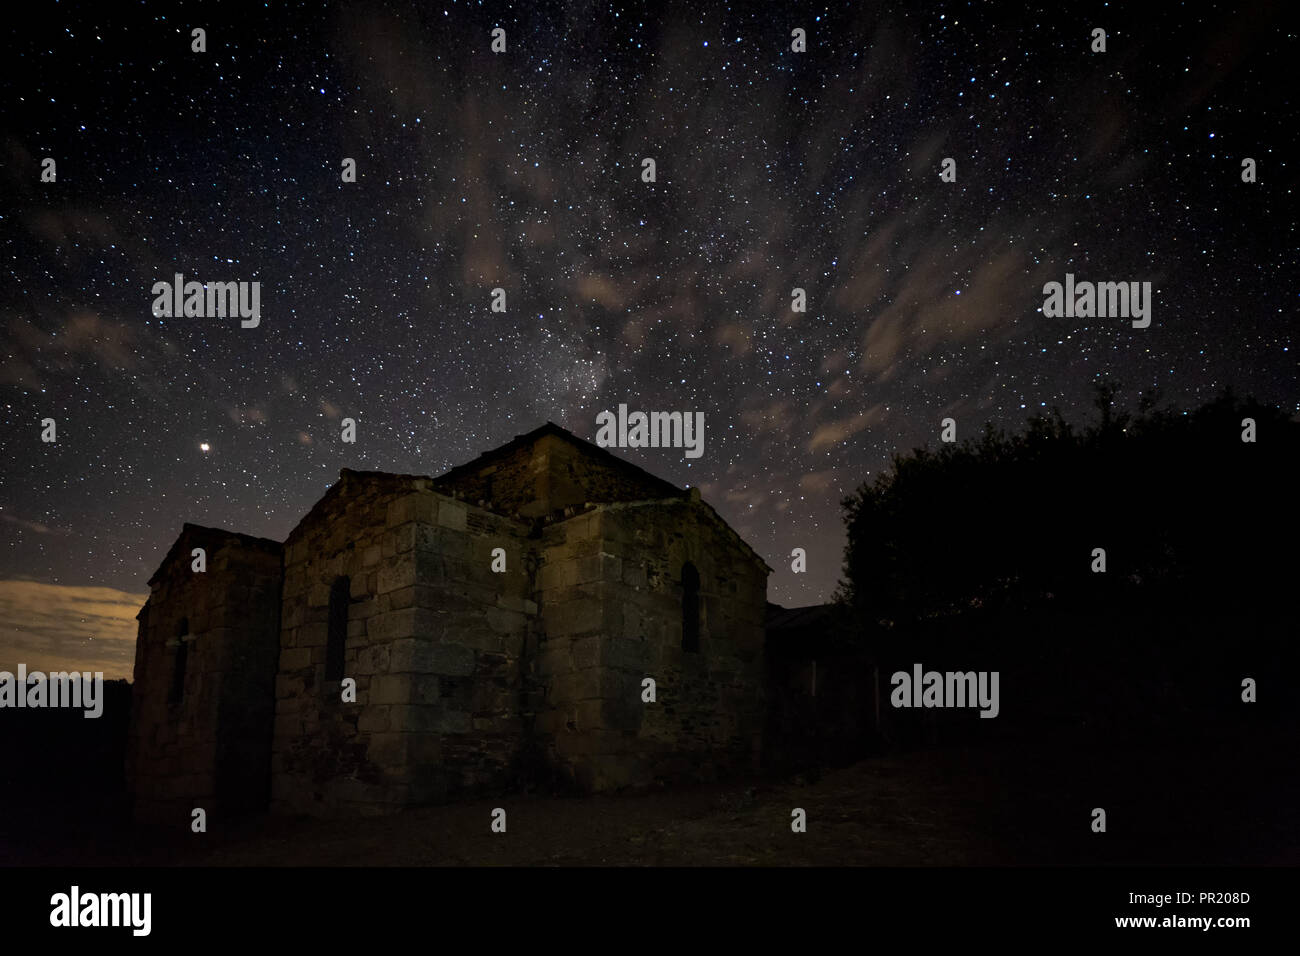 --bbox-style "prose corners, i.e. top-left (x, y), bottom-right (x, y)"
top-left (148, 524), bottom-right (282, 585)
top-left (432, 421), bottom-right (683, 499)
